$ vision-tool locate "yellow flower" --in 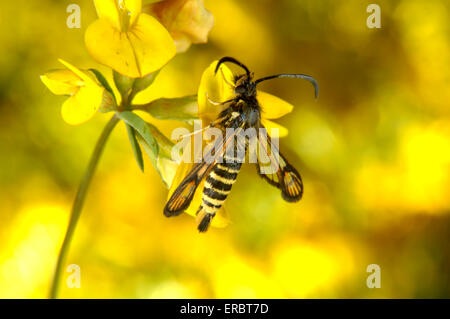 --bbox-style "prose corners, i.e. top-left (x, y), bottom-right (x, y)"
top-left (167, 60), bottom-right (294, 229)
top-left (145, 0), bottom-right (214, 53)
top-left (40, 59), bottom-right (114, 125)
top-left (85, 0), bottom-right (176, 78)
